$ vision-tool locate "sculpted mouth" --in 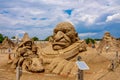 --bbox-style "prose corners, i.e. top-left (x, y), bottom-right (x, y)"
top-left (53, 36), bottom-right (71, 50)
top-left (52, 42), bottom-right (70, 50)
top-left (53, 42), bottom-right (69, 46)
